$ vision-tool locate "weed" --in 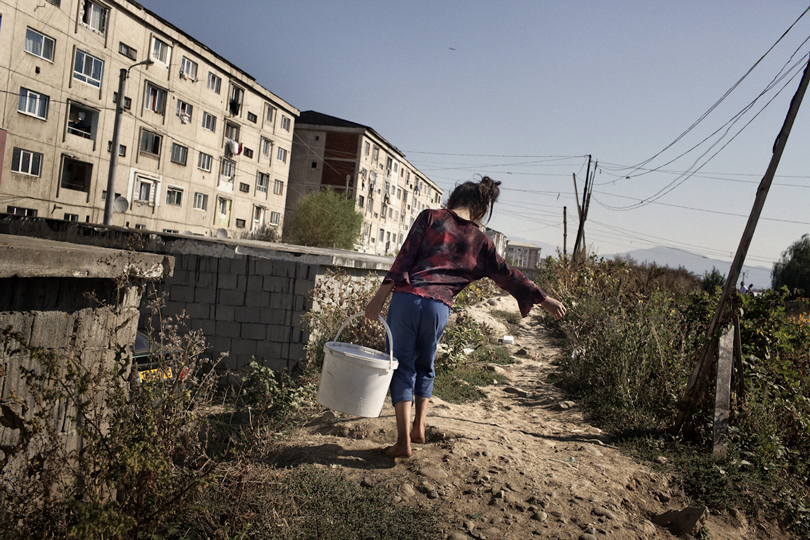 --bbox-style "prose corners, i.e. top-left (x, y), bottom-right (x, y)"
top-left (472, 346), bottom-right (514, 365)
top-left (491, 309), bottom-right (521, 336)
top-left (434, 367), bottom-right (507, 404)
